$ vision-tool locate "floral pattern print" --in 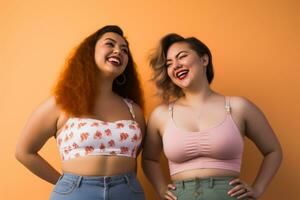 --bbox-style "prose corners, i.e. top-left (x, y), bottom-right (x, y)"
top-left (56, 99), bottom-right (142, 161)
